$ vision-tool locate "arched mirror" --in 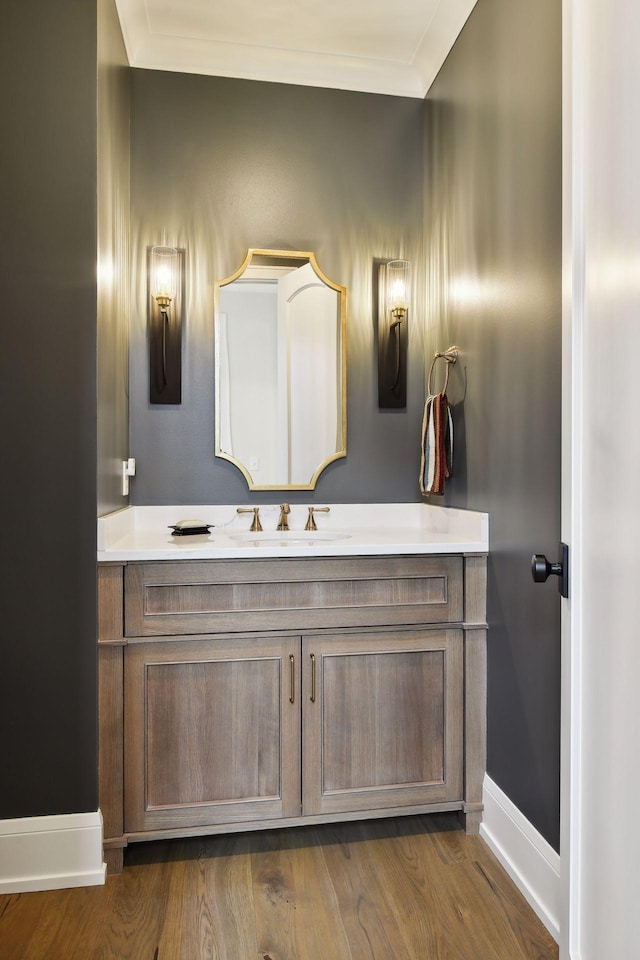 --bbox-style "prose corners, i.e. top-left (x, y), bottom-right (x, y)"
top-left (214, 249), bottom-right (346, 490)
